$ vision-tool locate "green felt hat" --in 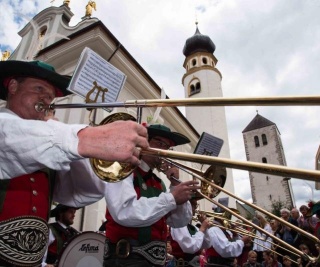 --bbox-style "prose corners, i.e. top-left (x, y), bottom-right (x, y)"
top-left (0, 60), bottom-right (71, 100)
top-left (147, 124), bottom-right (190, 146)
